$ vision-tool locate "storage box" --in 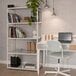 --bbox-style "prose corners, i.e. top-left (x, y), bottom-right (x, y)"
top-left (69, 45), bottom-right (76, 50)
